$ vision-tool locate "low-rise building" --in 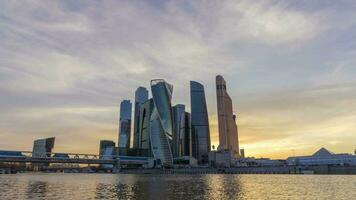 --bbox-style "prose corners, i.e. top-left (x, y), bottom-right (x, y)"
top-left (287, 148), bottom-right (356, 166)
